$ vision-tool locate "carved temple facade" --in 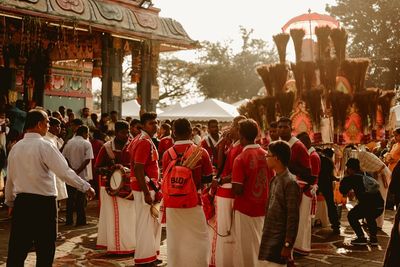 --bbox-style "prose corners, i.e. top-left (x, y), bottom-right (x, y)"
top-left (0, 0), bottom-right (196, 114)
